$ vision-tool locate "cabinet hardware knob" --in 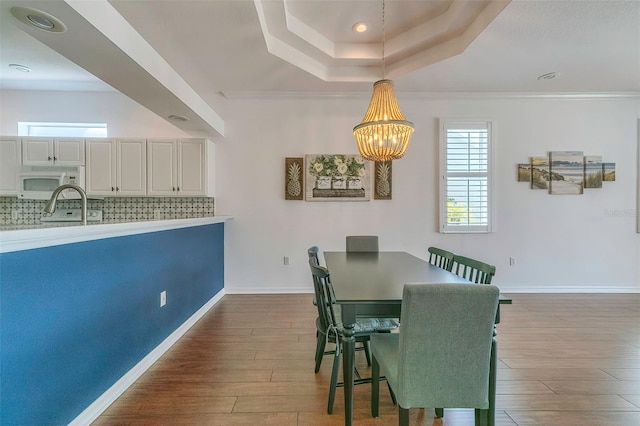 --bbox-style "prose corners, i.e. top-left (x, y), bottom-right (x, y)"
top-left (53, 156), bottom-right (57, 161)
top-left (172, 187), bottom-right (176, 191)
top-left (48, 156), bottom-right (52, 161)
top-left (111, 187), bottom-right (115, 191)
top-left (177, 187), bottom-right (180, 191)
top-left (116, 187), bottom-right (120, 191)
